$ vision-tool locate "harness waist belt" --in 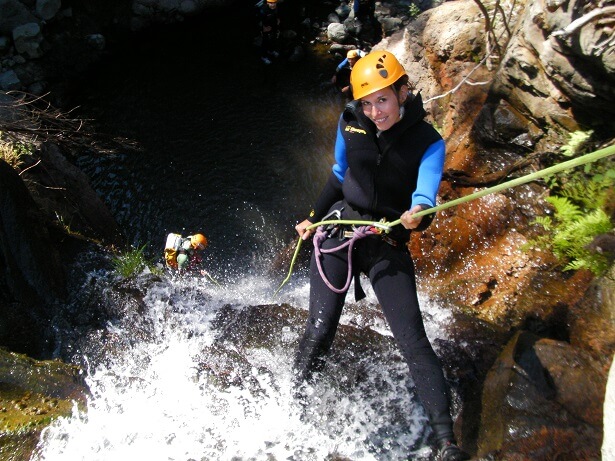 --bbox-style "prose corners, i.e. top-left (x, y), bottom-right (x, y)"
top-left (342, 229), bottom-right (399, 247)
